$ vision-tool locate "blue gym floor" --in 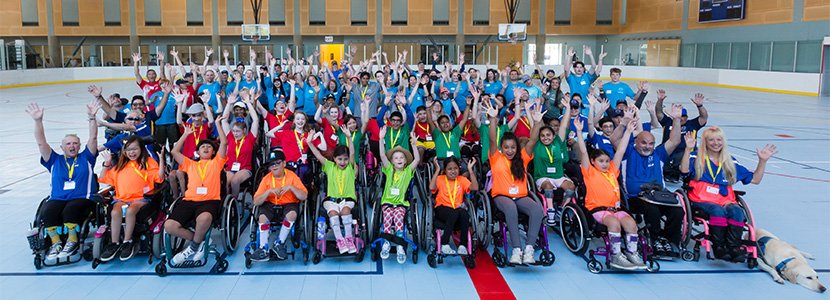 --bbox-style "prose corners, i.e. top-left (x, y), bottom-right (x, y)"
top-left (0, 81), bottom-right (827, 299)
